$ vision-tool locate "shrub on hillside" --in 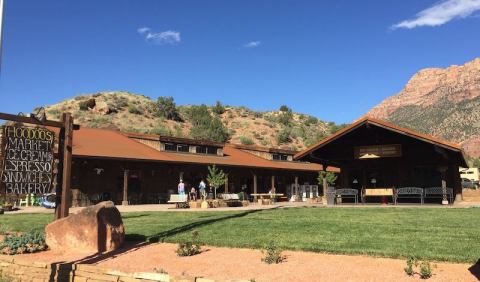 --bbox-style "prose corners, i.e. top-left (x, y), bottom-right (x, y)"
top-left (276, 127), bottom-right (291, 144)
top-left (128, 104), bottom-right (143, 115)
top-left (150, 124), bottom-right (172, 136)
top-left (111, 96), bottom-right (129, 109)
top-left (240, 136), bottom-right (254, 145)
top-left (156, 96), bottom-right (183, 121)
top-left (279, 105), bottom-right (291, 112)
top-left (277, 108), bottom-right (293, 126)
top-left (304, 116), bottom-right (318, 126)
top-left (212, 101), bottom-right (225, 115)
top-left (187, 105), bottom-right (229, 142)
top-left (329, 122), bottom-right (349, 134)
